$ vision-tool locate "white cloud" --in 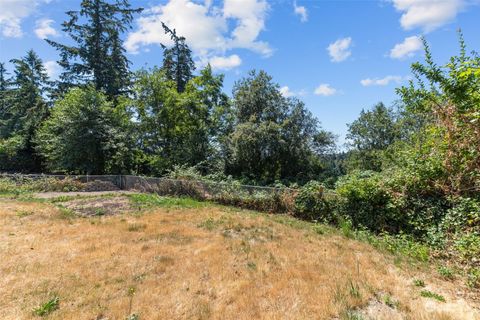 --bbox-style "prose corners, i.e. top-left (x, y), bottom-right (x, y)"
top-left (392, 0), bottom-right (466, 32)
top-left (126, 0), bottom-right (272, 63)
top-left (223, 0), bottom-right (272, 56)
top-left (314, 83), bottom-right (338, 96)
top-left (360, 75), bottom-right (405, 87)
top-left (280, 86), bottom-right (306, 97)
top-left (280, 86), bottom-right (294, 97)
top-left (390, 35), bottom-right (422, 59)
top-left (0, 0), bottom-right (43, 37)
top-left (34, 18), bottom-right (58, 39)
top-left (208, 54), bottom-right (242, 70)
top-left (44, 60), bottom-right (61, 79)
top-left (293, 1), bottom-right (308, 22)
top-left (327, 37), bottom-right (352, 63)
